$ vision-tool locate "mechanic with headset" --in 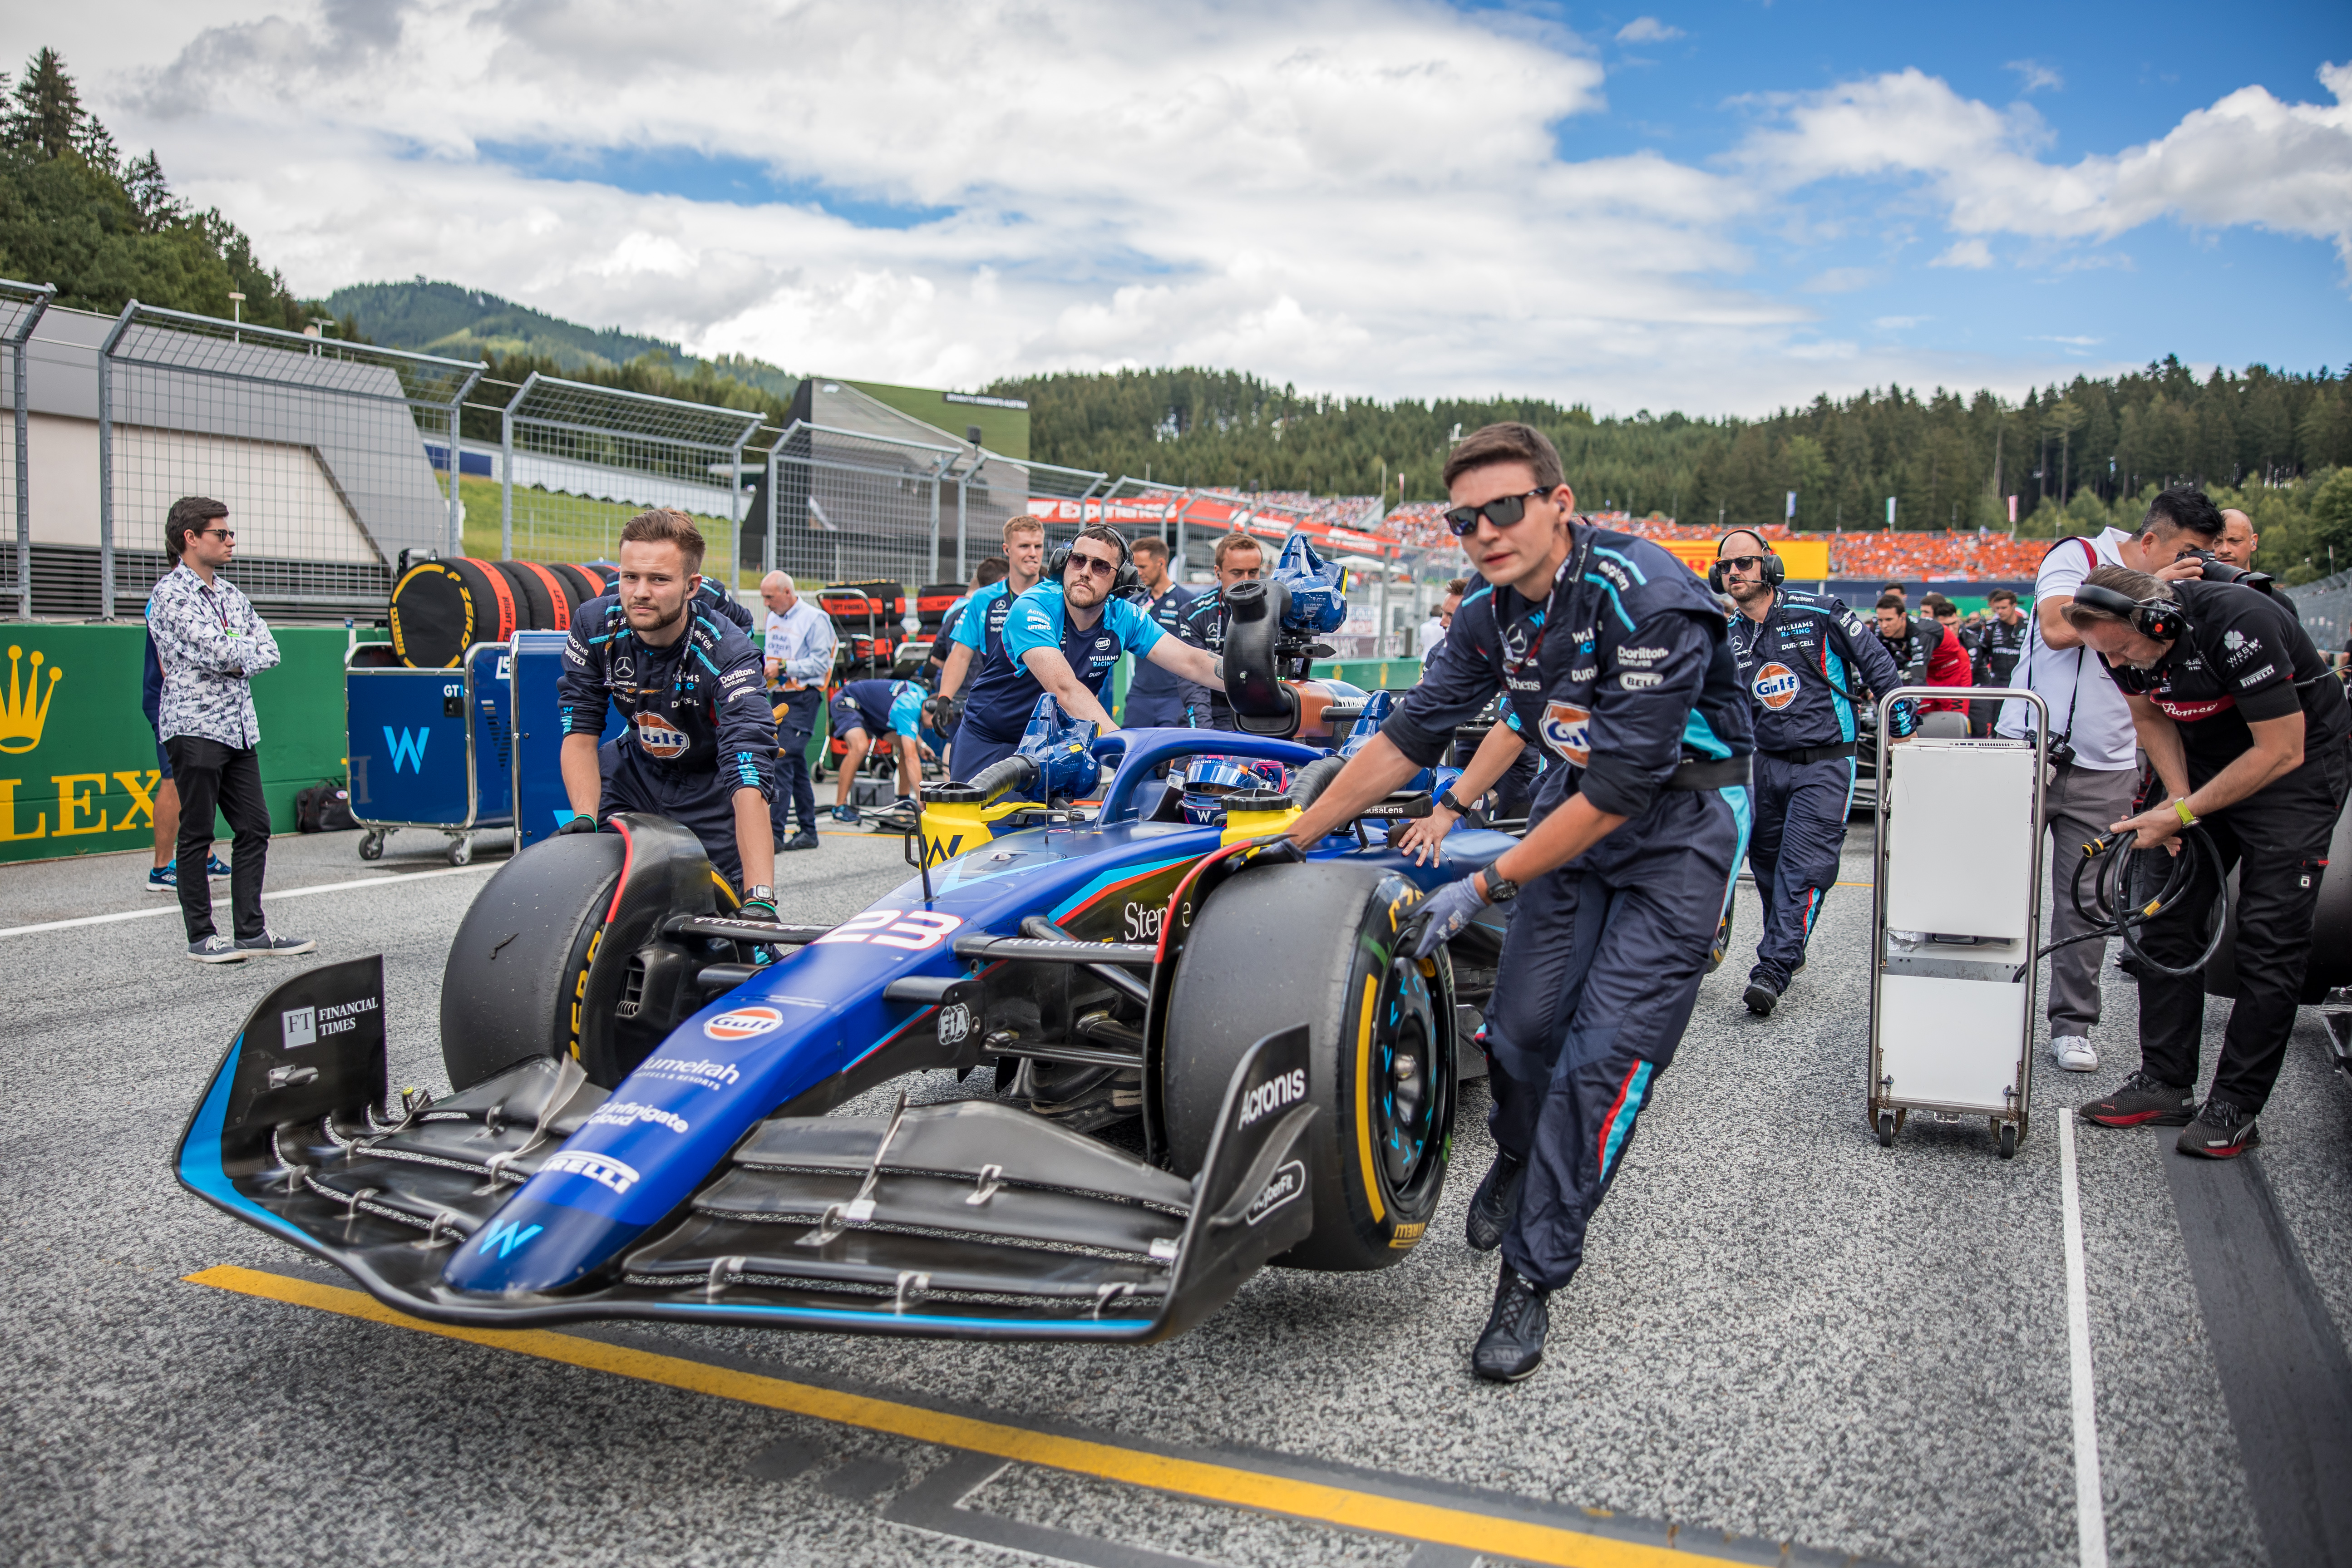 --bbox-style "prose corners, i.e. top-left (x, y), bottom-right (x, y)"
top-left (1285, 422), bottom-right (1753, 1385)
top-left (556, 509), bottom-right (779, 918)
top-left (828, 677), bottom-right (927, 825)
top-left (1170, 531), bottom-right (1270, 730)
top-left (2067, 563), bottom-right (2350, 1156)
top-left (1713, 529), bottom-right (1914, 1017)
top-left (948, 523), bottom-right (1230, 789)
top-left (927, 517), bottom-right (1048, 747)
top-left (1997, 488), bottom-right (2218, 1073)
